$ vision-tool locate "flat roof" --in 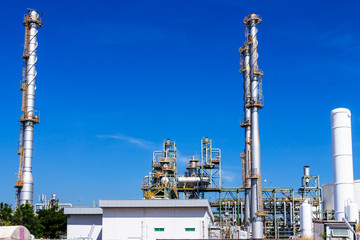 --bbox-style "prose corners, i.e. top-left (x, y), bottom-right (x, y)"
top-left (99, 199), bottom-right (214, 221)
top-left (64, 207), bottom-right (102, 215)
top-left (100, 199), bottom-right (208, 208)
